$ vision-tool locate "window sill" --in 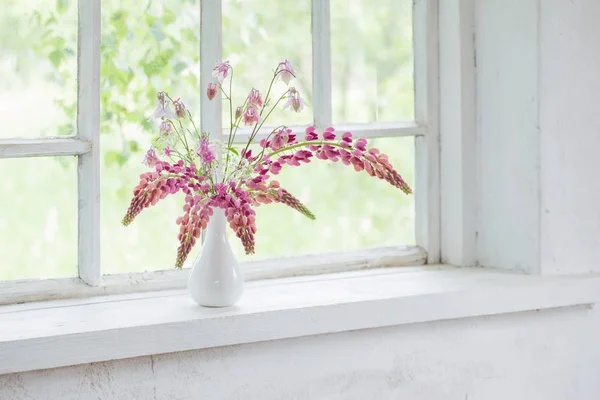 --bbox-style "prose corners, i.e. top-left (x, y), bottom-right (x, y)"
top-left (0, 245), bottom-right (425, 305)
top-left (1, 265), bottom-right (600, 375)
